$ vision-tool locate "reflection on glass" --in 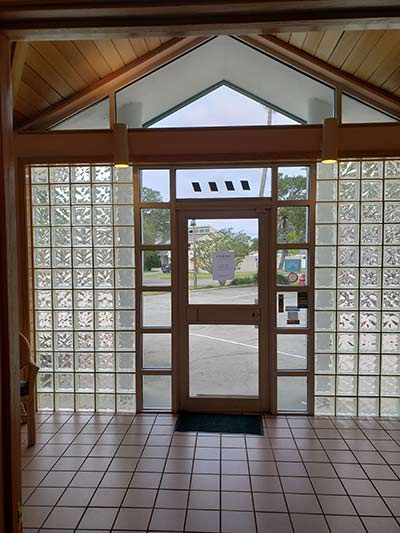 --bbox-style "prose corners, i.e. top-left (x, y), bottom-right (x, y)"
top-left (188, 218), bottom-right (258, 304)
top-left (142, 292), bottom-right (171, 327)
top-left (140, 169), bottom-right (170, 202)
top-left (142, 251), bottom-right (171, 286)
top-left (277, 292), bottom-right (308, 328)
top-left (277, 334), bottom-right (308, 370)
top-left (143, 375), bottom-right (171, 409)
top-left (277, 206), bottom-right (308, 244)
top-left (142, 333), bottom-right (171, 369)
top-left (278, 376), bottom-right (307, 412)
top-left (141, 208), bottom-right (170, 244)
top-left (189, 325), bottom-right (258, 397)
top-left (277, 249), bottom-right (308, 286)
top-left (278, 167), bottom-right (309, 200)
